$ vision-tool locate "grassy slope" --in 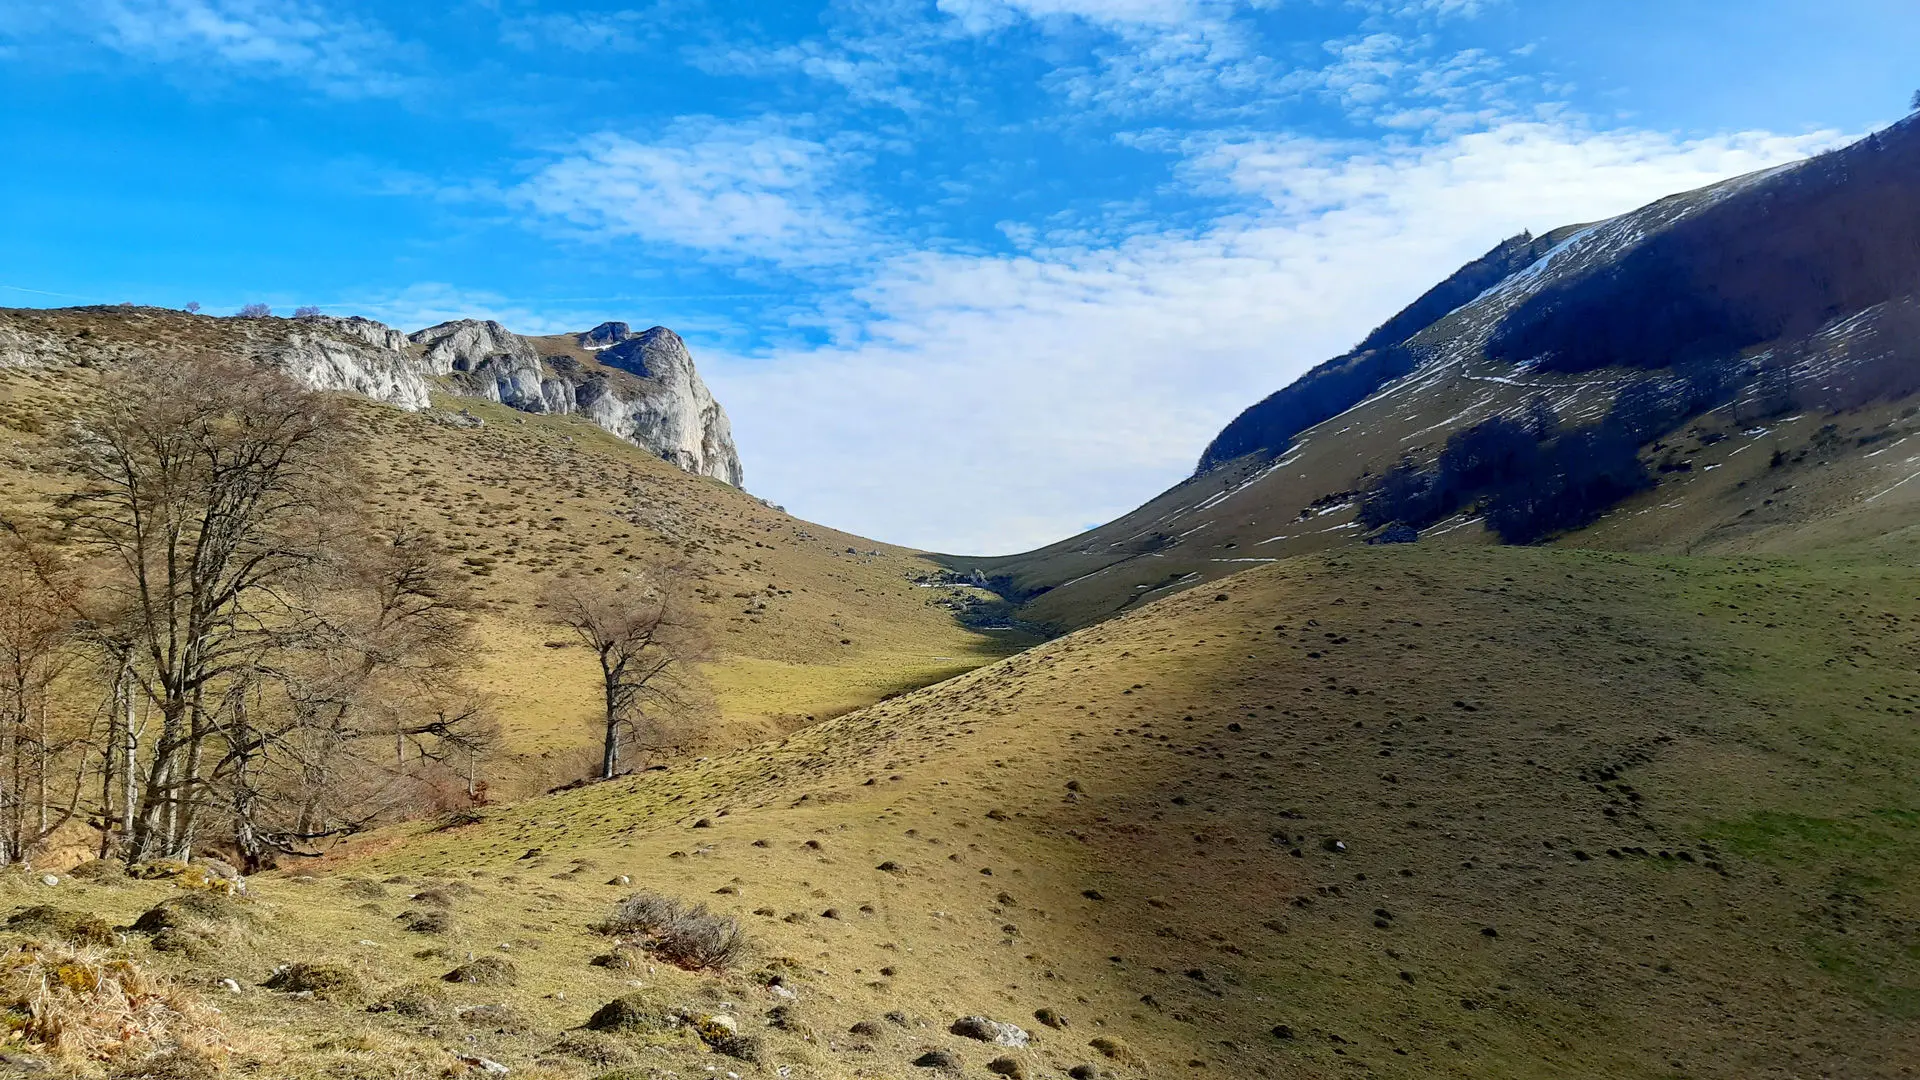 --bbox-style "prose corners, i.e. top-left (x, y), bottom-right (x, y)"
top-left (72, 542), bottom-right (1901, 1078)
top-left (948, 387), bottom-right (1920, 637)
top-left (0, 339), bottom-right (1016, 797)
